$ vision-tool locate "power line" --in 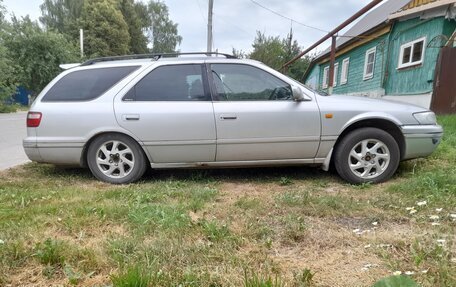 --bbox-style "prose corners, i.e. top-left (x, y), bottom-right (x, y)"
top-left (248, 0), bottom-right (328, 33)
top-left (214, 13), bottom-right (256, 38)
top-left (195, 0), bottom-right (207, 22)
